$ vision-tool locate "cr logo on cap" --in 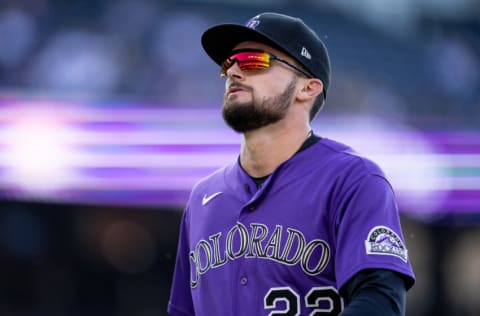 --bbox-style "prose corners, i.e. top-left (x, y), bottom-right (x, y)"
top-left (245, 16), bottom-right (260, 29)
